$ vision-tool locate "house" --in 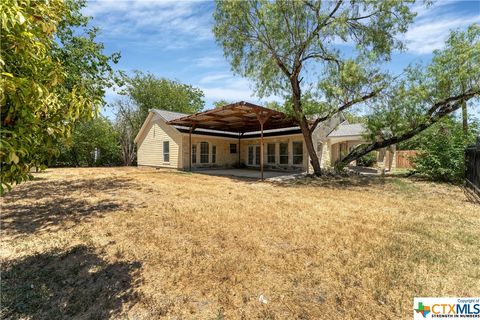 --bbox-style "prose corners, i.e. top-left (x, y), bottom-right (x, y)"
top-left (134, 101), bottom-right (396, 175)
